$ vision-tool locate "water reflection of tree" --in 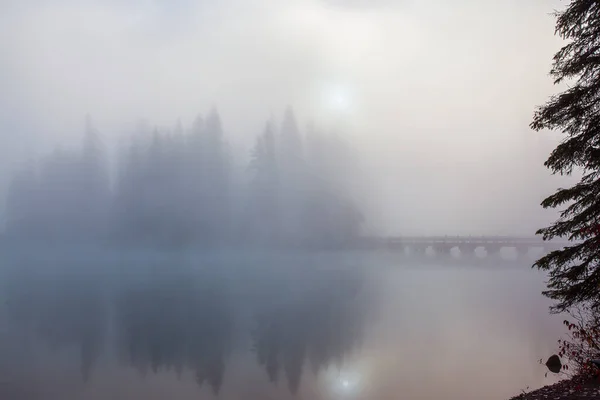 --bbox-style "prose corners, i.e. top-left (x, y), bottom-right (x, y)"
top-left (3, 259), bottom-right (369, 395)
top-left (5, 265), bottom-right (106, 381)
top-left (114, 269), bottom-right (232, 394)
top-left (252, 268), bottom-right (366, 393)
